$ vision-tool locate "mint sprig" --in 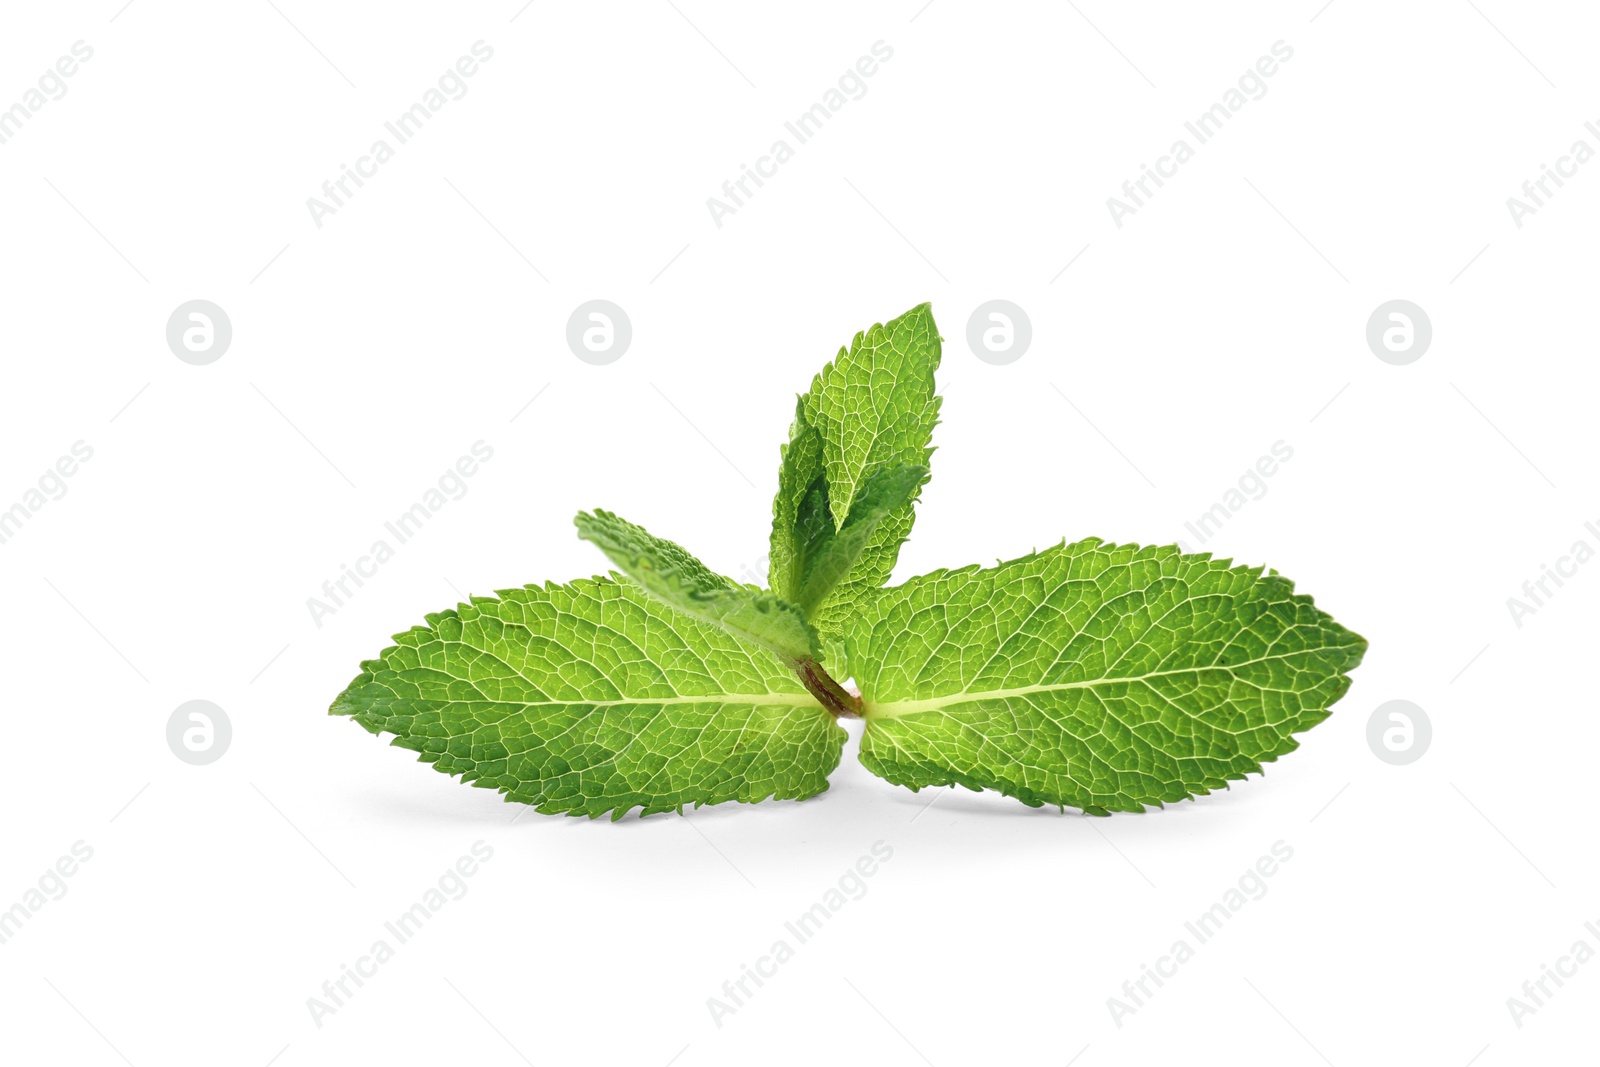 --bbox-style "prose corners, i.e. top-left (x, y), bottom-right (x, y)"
top-left (331, 303), bottom-right (1366, 818)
